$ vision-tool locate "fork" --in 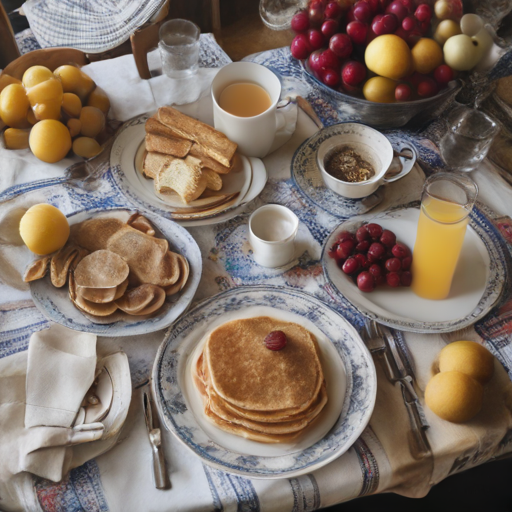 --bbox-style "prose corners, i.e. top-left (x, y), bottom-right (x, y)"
top-left (362, 319), bottom-right (432, 460)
